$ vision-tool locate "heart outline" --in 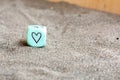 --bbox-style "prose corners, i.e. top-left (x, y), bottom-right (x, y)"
top-left (31, 32), bottom-right (42, 43)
